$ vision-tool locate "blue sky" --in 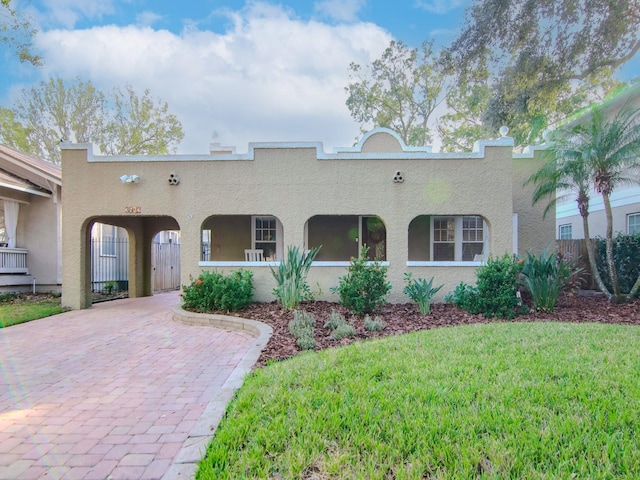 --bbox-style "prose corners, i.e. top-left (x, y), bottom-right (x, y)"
top-left (1, 0), bottom-right (636, 153)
